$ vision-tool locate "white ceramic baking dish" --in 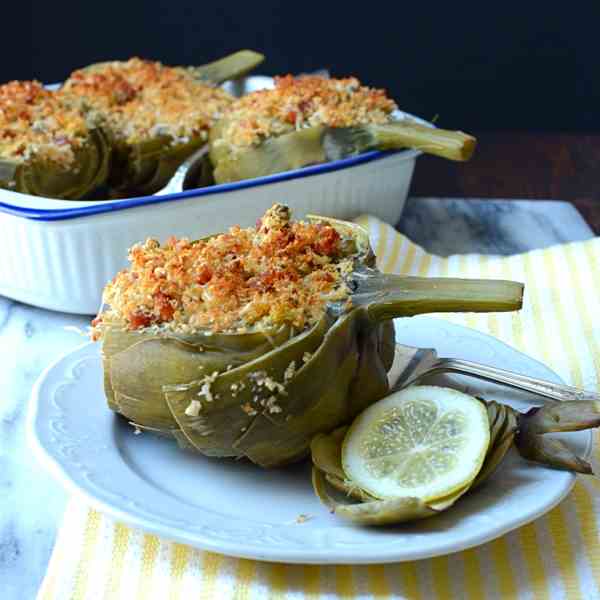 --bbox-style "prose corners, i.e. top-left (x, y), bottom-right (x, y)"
top-left (0, 78), bottom-right (426, 314)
